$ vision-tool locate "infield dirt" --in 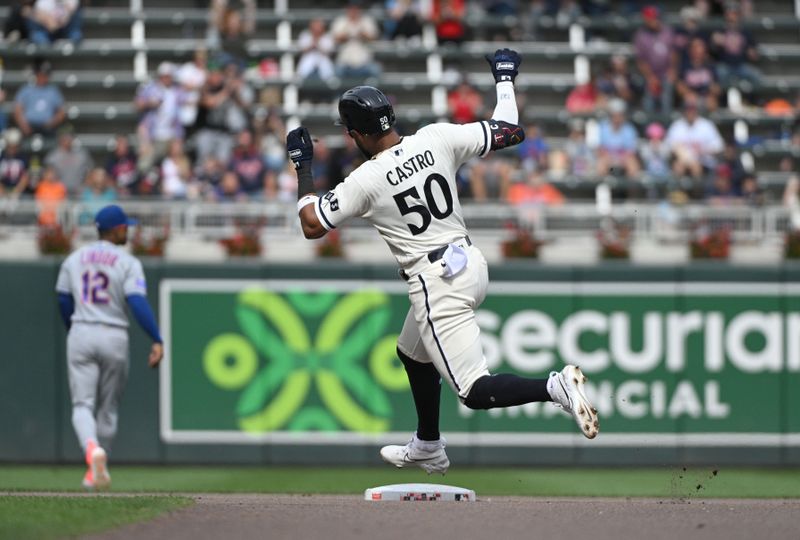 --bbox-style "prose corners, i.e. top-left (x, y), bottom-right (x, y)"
top-left (84, 494), bottom-right (800, 540)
